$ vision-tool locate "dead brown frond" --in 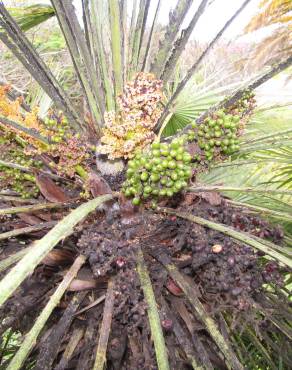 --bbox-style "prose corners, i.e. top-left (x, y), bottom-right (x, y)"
top-left (245, 0), bottom-right (292, 66)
